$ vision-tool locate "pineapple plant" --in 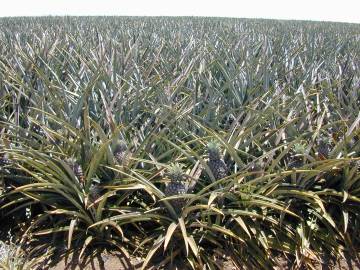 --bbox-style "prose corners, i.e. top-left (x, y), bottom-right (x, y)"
top-left (0, 240), bottom-right (50, 270)
top-left (165, 163), bottom-right (187, 210)
top-left (207, 141), bottom-right (228, 180)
